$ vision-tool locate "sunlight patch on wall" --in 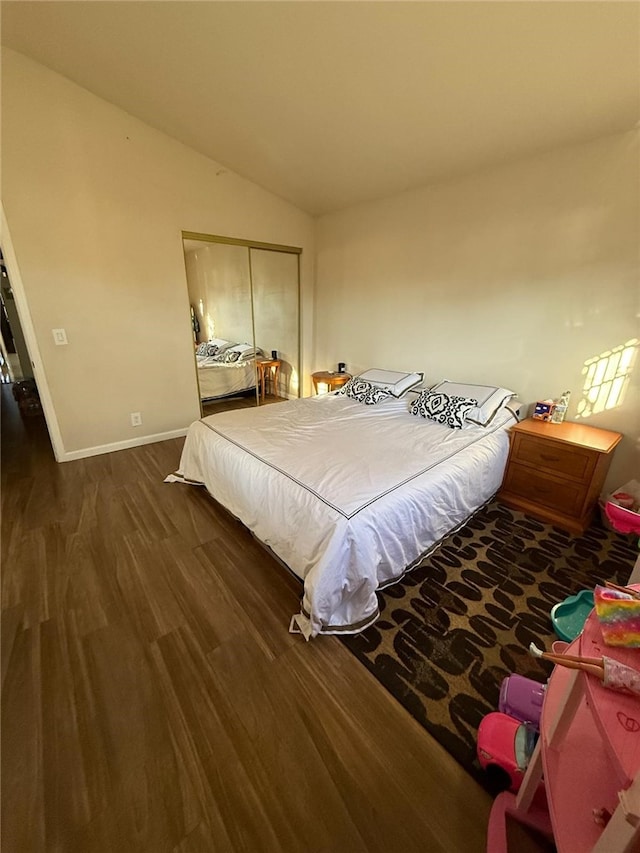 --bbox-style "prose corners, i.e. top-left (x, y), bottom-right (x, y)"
top-left (290, 367), bottom-right (299, 396)
top-left (576, 339), bottom-right (638, 419)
